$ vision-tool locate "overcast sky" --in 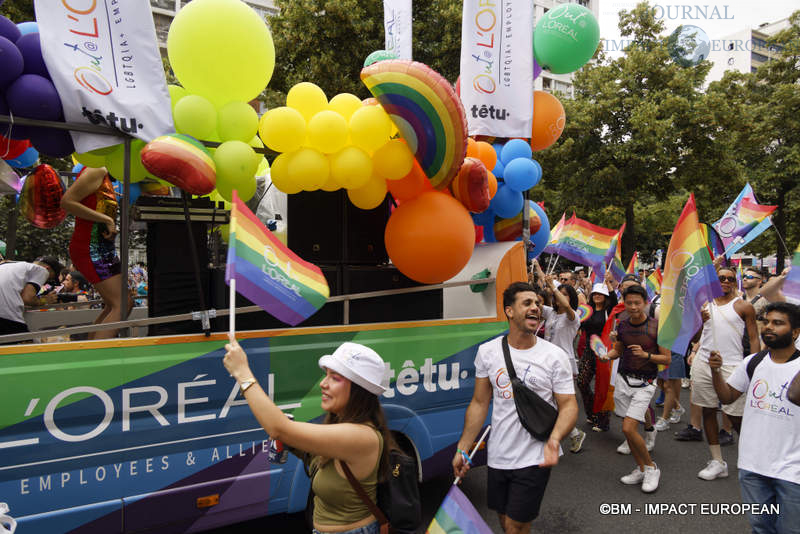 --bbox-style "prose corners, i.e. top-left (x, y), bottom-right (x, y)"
top-left (598, 0), bottom-right (800, 57)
